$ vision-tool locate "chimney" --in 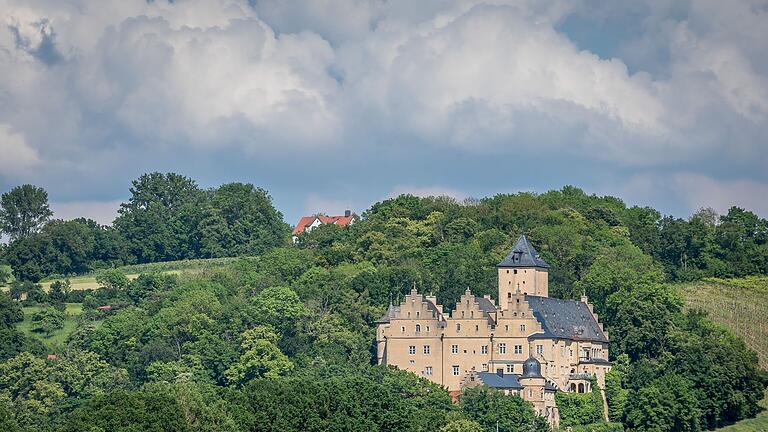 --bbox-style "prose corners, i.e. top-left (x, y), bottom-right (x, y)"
top-left (344, 209), bottom-right (351, 217)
